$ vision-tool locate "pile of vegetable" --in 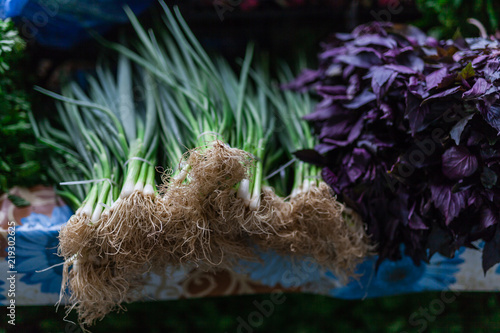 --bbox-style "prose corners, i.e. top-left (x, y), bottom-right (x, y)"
top-left (32, 3), bottom-right (371, 328)
top-left (286, 21), bottom-right (500, 272)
